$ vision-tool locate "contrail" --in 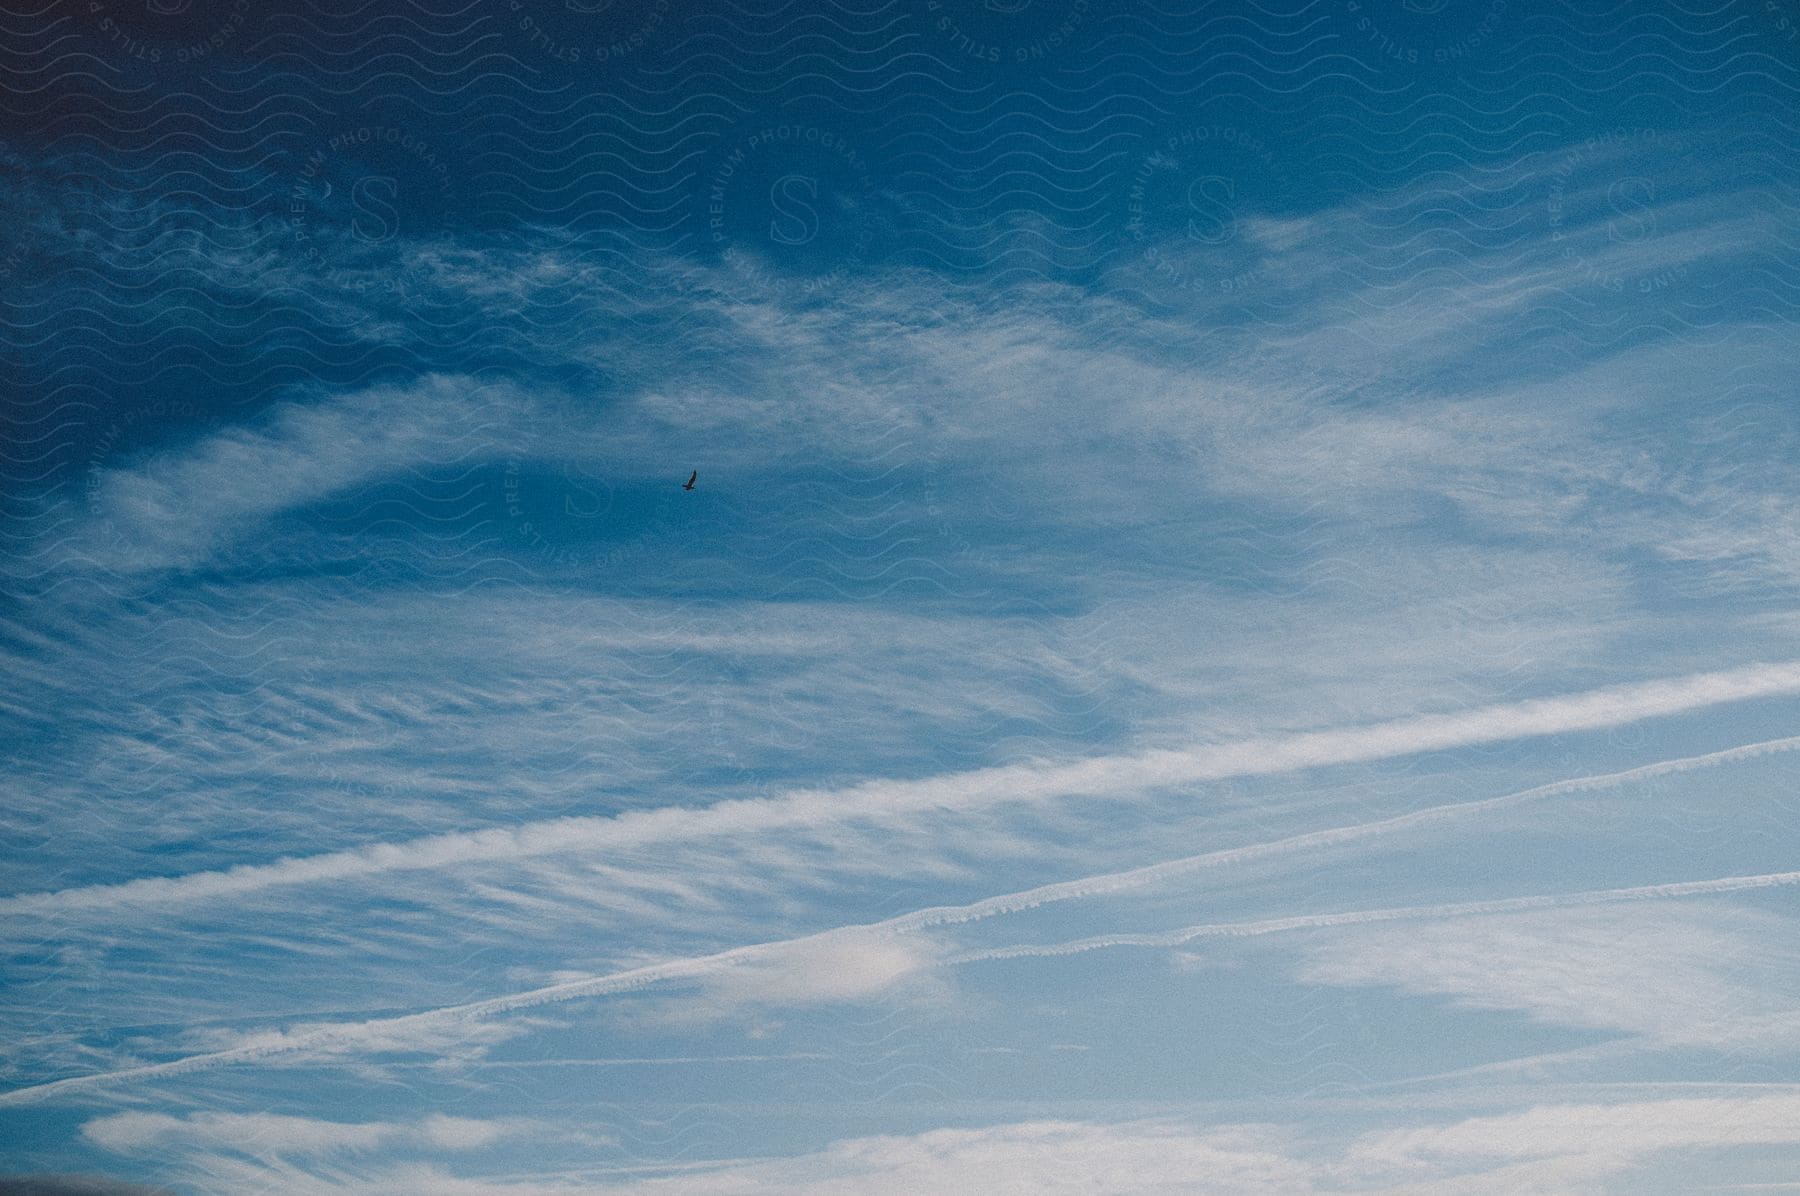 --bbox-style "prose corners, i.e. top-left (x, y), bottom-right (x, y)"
top-left (8, 662), bottom-right (1800, 919)
top-left (0, 936), bottom-right (812, 1105)
top-left (5, 733), bottom-right (1793, 1103)
top-left (2, 735), bottom-right (1794, 1104)
top-left (8, 861), bottom-right (1798, 1105)
top-left (950, 868), bottom-right (1800, 964)
top-left (885, 733), bottom-right (1800, 931)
